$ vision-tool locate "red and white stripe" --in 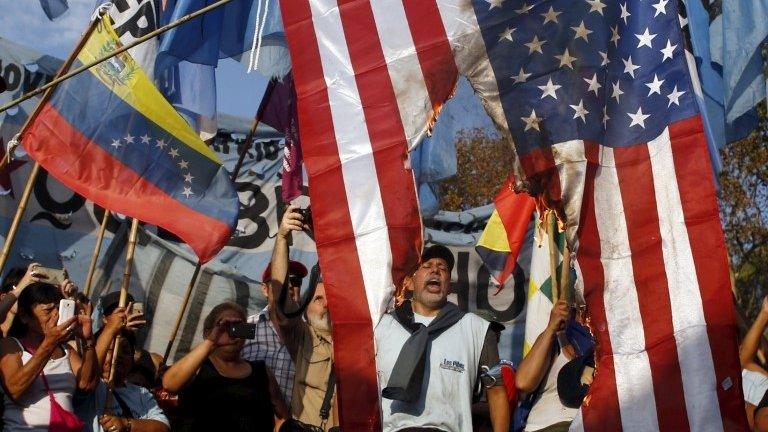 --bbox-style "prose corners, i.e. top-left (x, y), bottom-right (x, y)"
top-left (438, 3), bottom-right (747, 425)
top-left (279, 0), bottom-right (459, 429)
top-left (562, 117), bottom-right (747, 431)
top-left (281, 1), bottom-right (746, 430)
